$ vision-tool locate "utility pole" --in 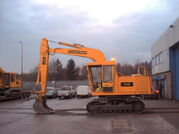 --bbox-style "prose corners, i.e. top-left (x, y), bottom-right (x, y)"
top-left (19, 41), bottom-right (23, 79)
